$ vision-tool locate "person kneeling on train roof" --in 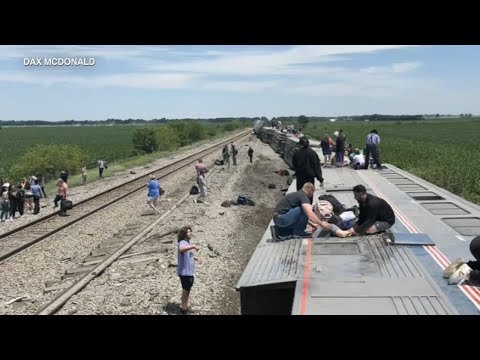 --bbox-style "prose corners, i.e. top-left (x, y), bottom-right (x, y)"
top-left (443, 235), bottom-right (480, 285)
top-left (292, 136), bottom-right (324, 191)
top-left (272, 182), bottom-right (331, 237)
top-left (344, 185), bottom-right (395, 236)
